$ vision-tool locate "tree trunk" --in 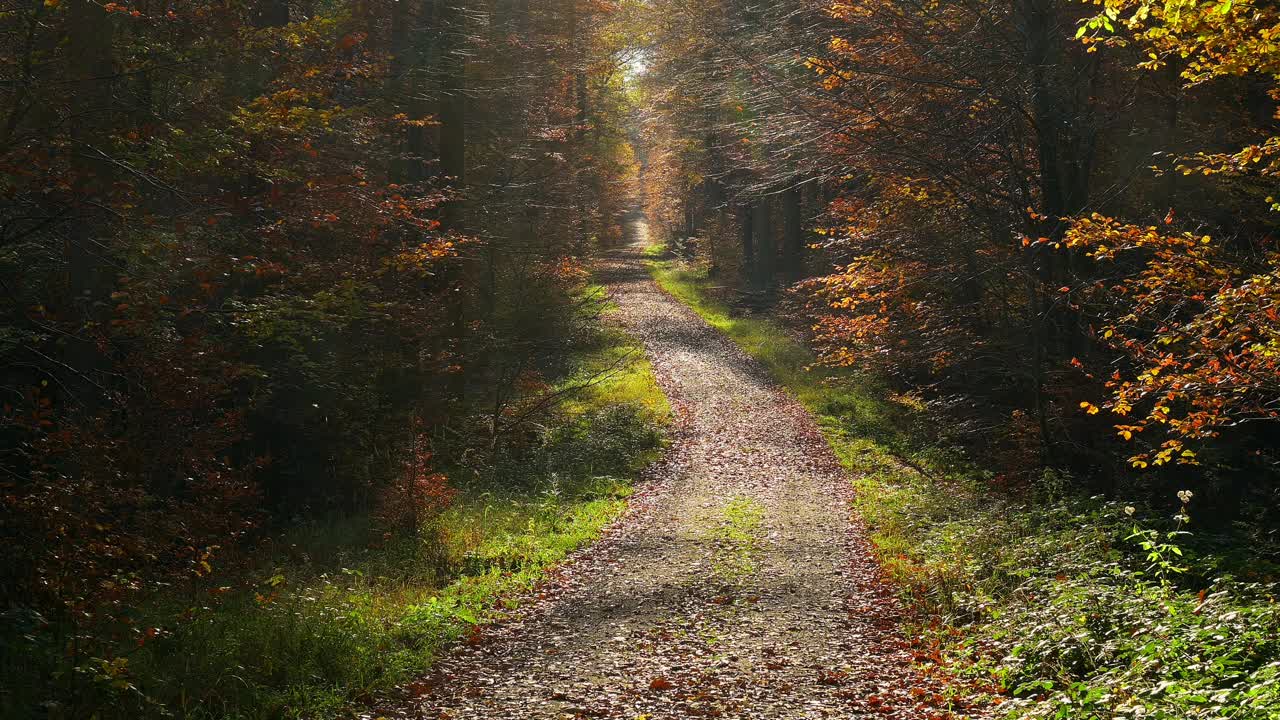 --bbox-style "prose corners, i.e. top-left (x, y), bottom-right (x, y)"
top-left (438, 2), bottom-right (467, 228)
top-left (782, 184), bottom-right (803, 283)
top-left (435, 0), bottom-right (468, 405)
top-left (64, 0), bottom-right (115, 409)
top-left (752, 198), bottom-right (773, 291)
top-left (251, 0), bottom-right (290, 28)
